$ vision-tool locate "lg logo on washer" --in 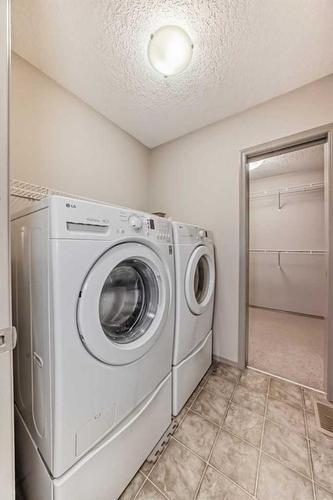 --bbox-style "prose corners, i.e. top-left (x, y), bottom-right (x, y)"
top-left (65, 202), bottom-right (77, 209)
